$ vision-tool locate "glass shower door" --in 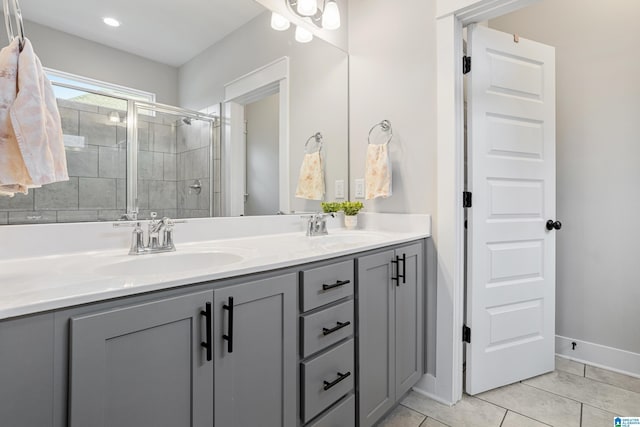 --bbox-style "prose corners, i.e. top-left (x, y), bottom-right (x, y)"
top-left (131, 102), bottom-right (217, 220)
